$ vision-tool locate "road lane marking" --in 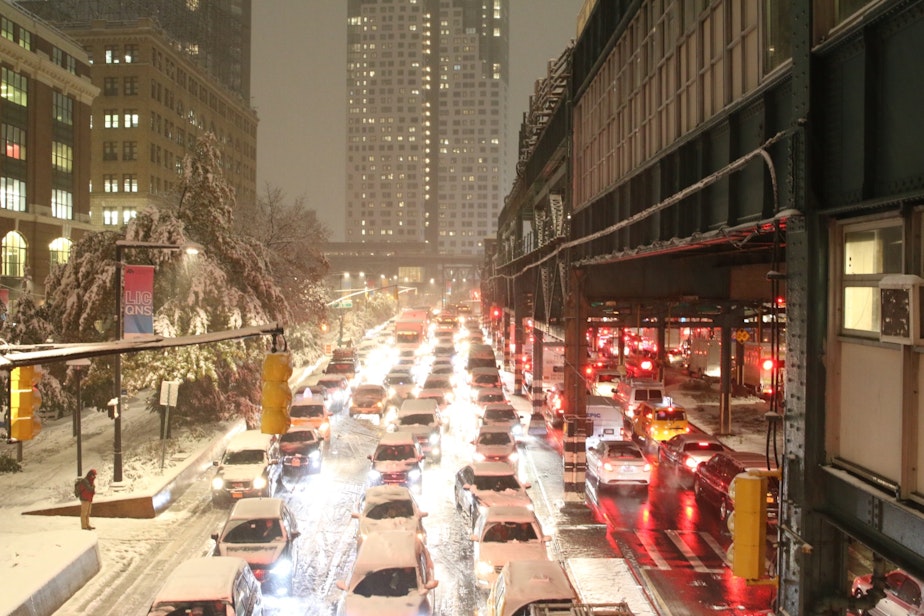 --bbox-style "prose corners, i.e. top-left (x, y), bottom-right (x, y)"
top-left (635, 530), bottom-right (670, 570)
top-left (666, 529), bottom-right (710, 573)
